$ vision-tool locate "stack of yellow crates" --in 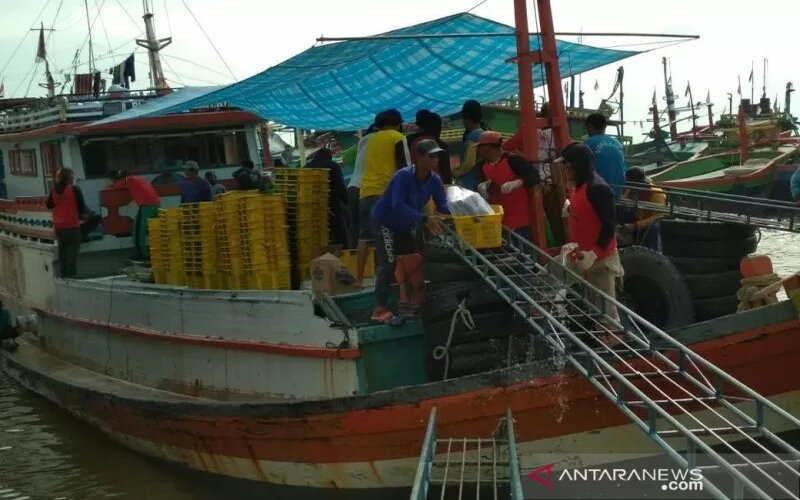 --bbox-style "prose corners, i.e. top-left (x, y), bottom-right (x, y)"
top-left (152, 207), bottom-right (184, 285)
top-left (274, 168), bottom-right (330, 281)
top-left (217, 191), bottom-right (248, 287)
top-left (180, 202), bottom-right (218, 289)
